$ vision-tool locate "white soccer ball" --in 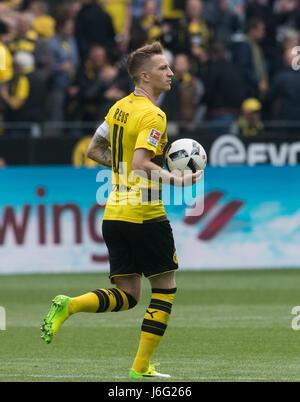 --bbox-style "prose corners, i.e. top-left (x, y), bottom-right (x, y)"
top-left (165, 138), bottom-right (207, 173)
